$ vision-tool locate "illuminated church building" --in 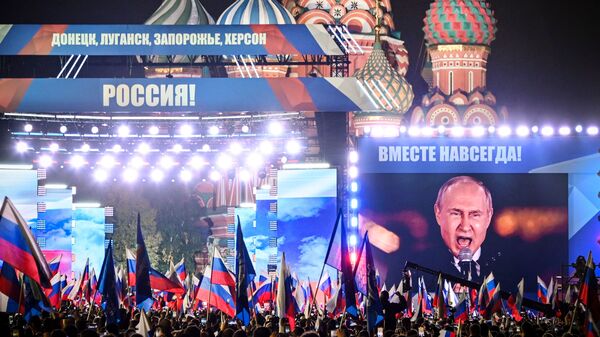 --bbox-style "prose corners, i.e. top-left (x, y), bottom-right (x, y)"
top-left (411, 0), bottom-right (504, 127)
